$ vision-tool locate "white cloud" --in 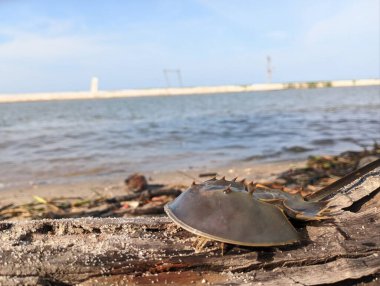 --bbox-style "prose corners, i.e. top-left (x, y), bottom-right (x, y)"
top-left (0, 18), bottom-right (174, 92)
top-left (305, 0), bottom-right (379, 46)
top-left (0, 20), bottom-right (108, 62)
top-left (267, 0), bottom-right (380, 82)
top-left (0, 1), bottom-right (378, 92)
